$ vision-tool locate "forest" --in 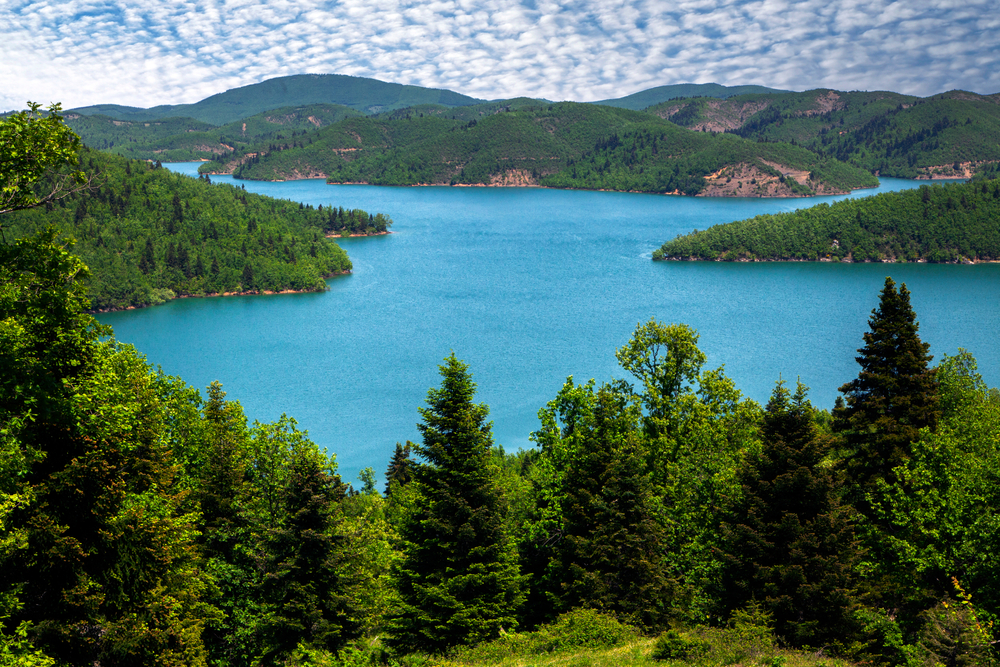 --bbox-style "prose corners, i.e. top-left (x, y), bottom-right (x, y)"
top-left (195, 102), bottom-right (875, 196)
top-left (5, 104), bottom-right (1000, 667)
top-left (654, 177), bottom-right (1000, 262)
top-left (3, 146), bottom-right (391, 311)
